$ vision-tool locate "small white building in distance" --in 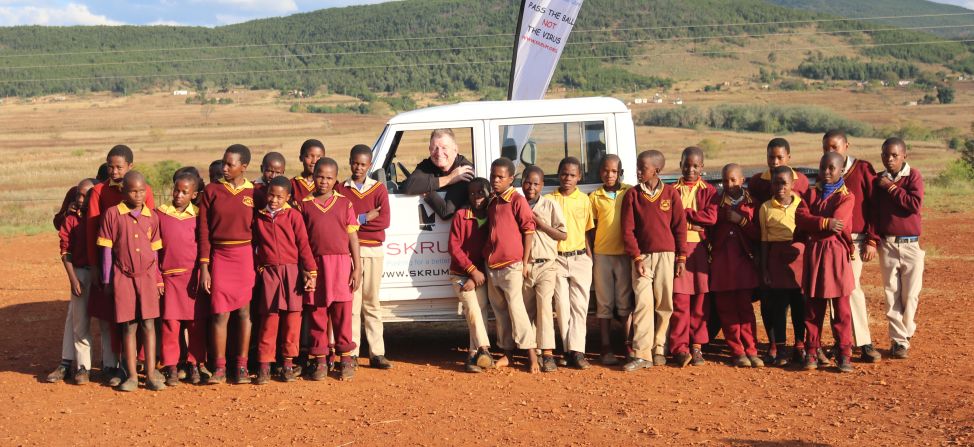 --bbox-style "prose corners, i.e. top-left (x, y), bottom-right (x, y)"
top-left (173, 90), bottom-right (189, 96)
